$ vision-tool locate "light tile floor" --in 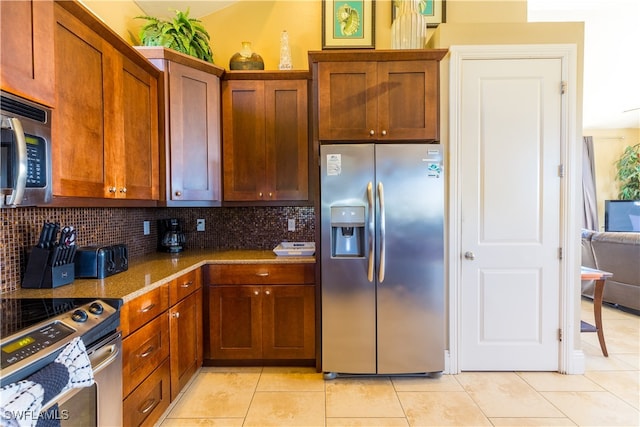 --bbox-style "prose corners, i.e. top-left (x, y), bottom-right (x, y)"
top-left (157, 299), bottom-right (640, 426)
